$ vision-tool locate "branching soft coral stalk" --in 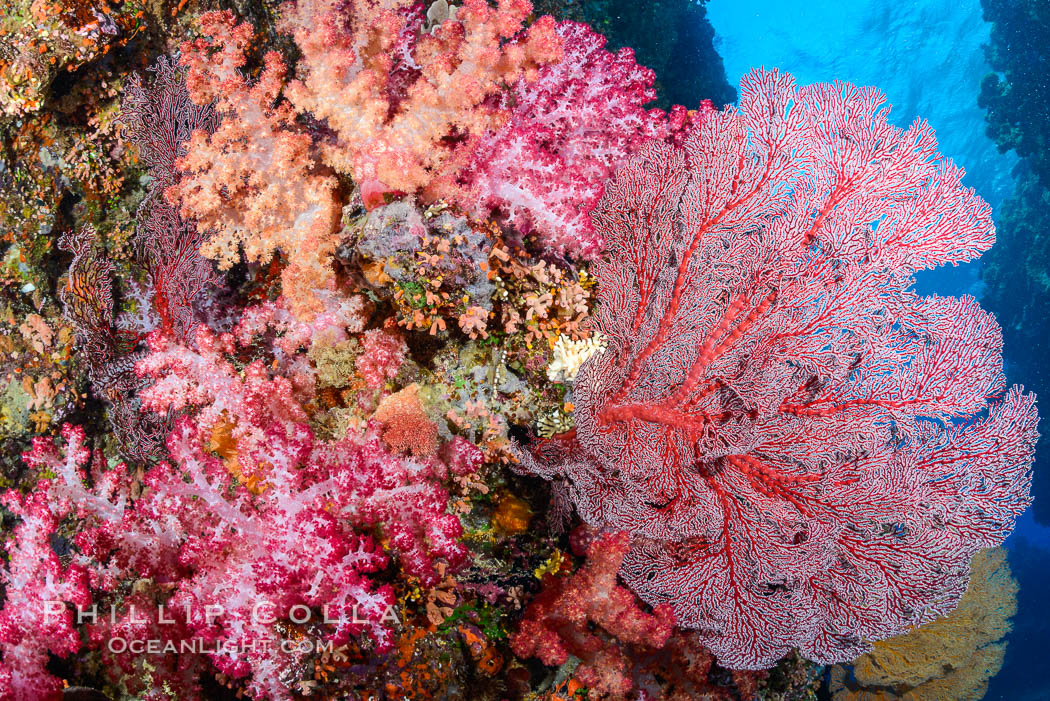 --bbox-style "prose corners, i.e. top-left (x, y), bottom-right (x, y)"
top-left (16, 427), bottom-right (206, 697)
top-left (172, 11), bottom-right (343, 318)
top-left (511, 531), bottom-right (675, 698)
top-left (525, 69), bottom-right (1040, 669)
top-left (282, 0), bottom-right (682, 258)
